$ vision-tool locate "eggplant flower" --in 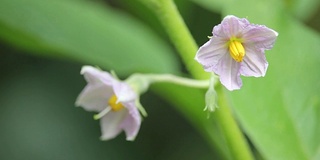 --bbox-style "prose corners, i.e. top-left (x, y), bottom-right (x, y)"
top-left (195, 15), bottom-right (278, 90)
top-left (76, 66), bottom-right (141, 141)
